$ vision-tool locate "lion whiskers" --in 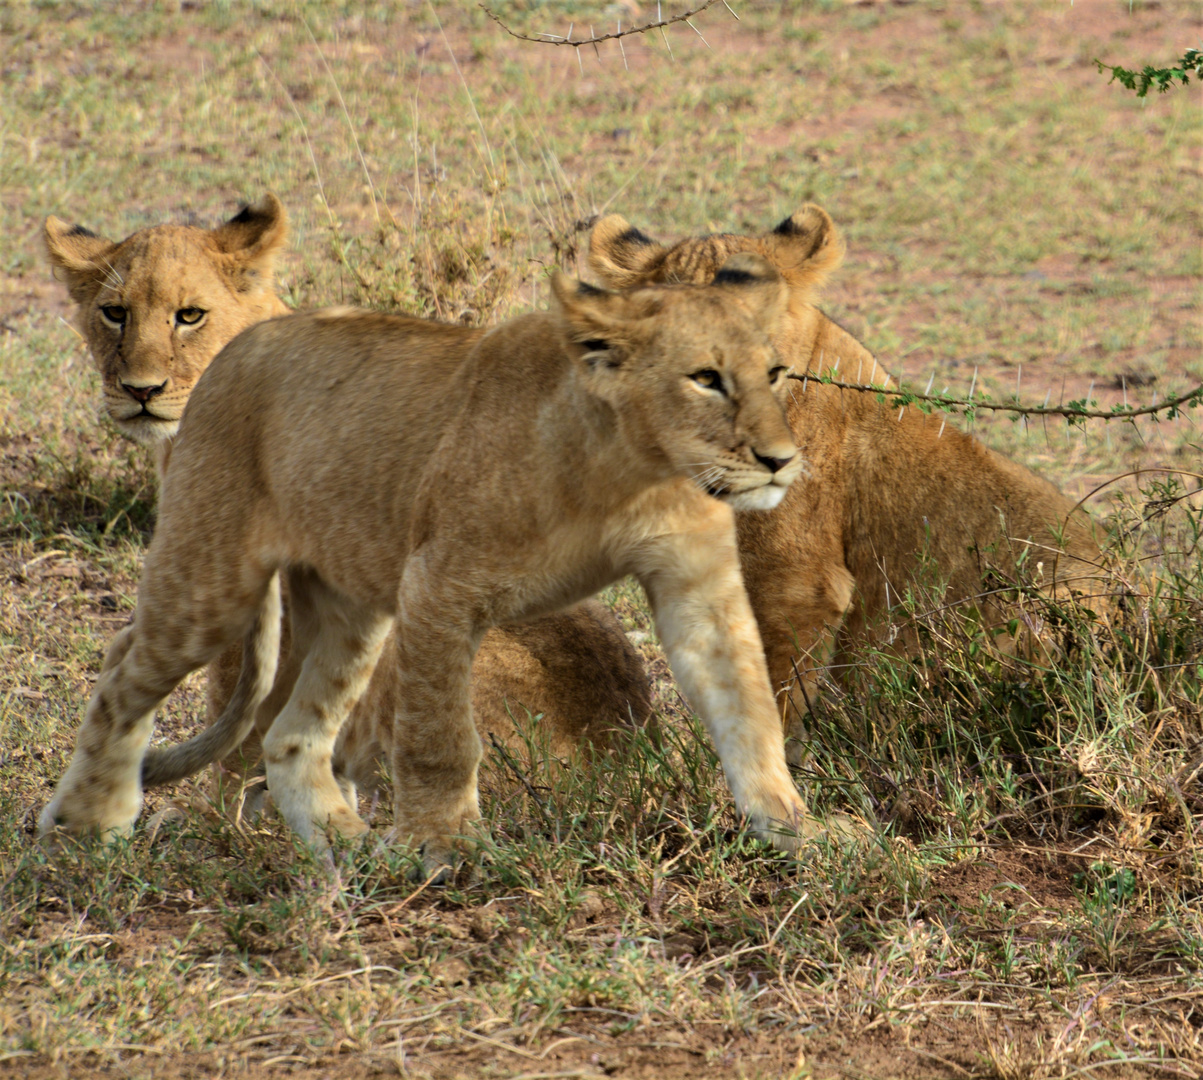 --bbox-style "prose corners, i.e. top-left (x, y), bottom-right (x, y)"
top-left (691, 464), bottom-right (726, 493)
